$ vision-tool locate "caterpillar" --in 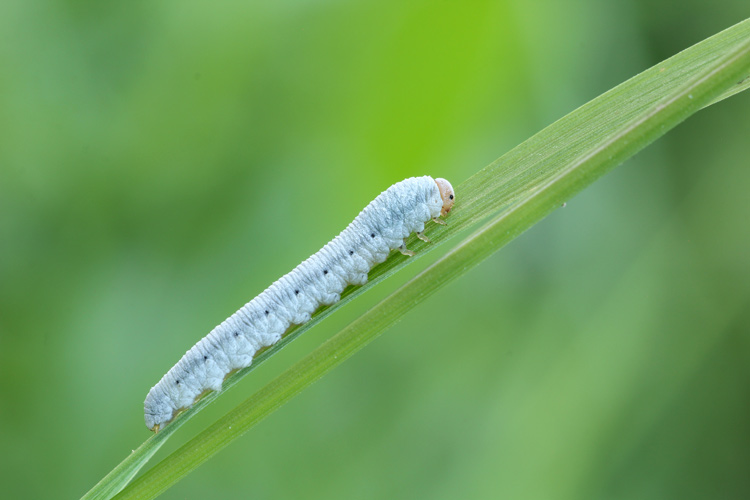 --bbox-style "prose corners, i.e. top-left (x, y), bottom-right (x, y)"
top-left (144, 176), bottom-right (455, 432)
